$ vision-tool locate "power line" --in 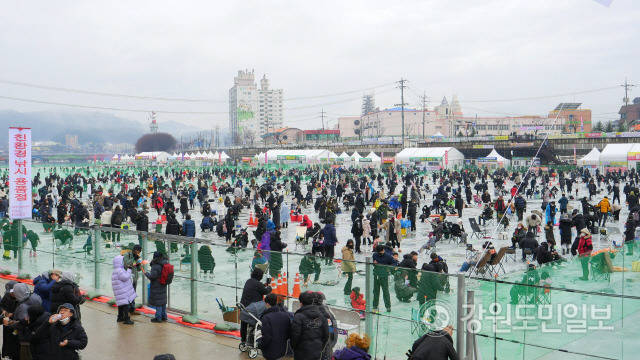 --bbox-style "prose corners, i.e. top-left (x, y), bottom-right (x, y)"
top-left (0, 88), bottom-right (396, 115)
top-left (0, 78), bottom-right (395, 103)
top-left (462, 86), bottom-right (619, 103)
